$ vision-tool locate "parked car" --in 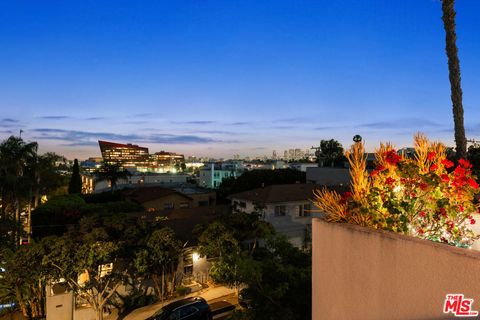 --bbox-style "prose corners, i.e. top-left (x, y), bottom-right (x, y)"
top-left (147, 297), bottom-right (212, 320)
